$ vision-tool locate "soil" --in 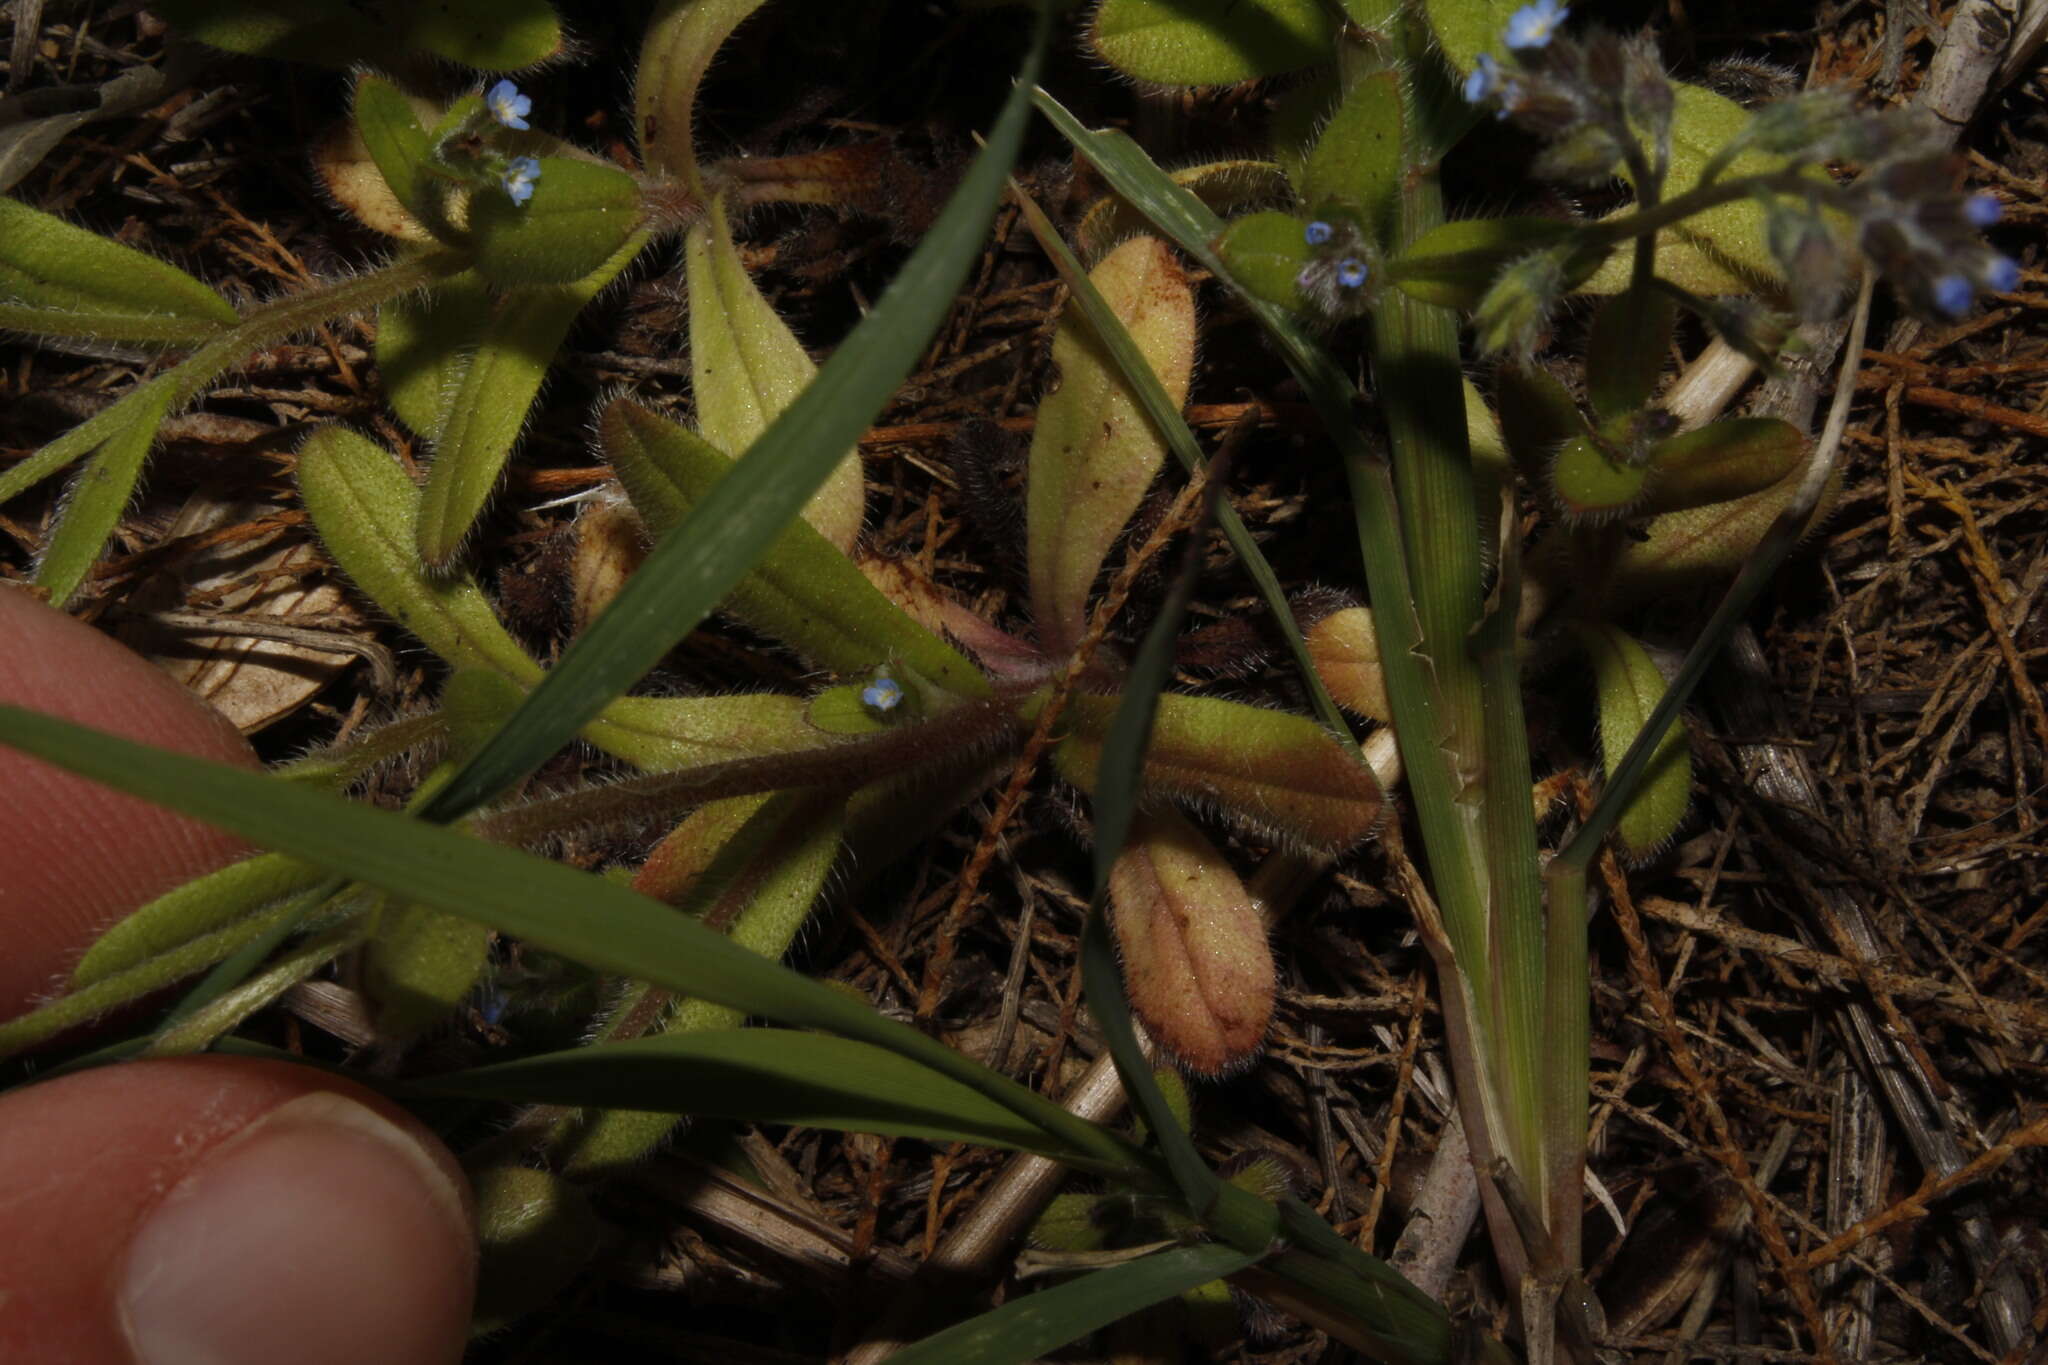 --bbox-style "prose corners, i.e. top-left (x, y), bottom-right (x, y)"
top-left (1, 2), bottom-right (2043, 1361)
